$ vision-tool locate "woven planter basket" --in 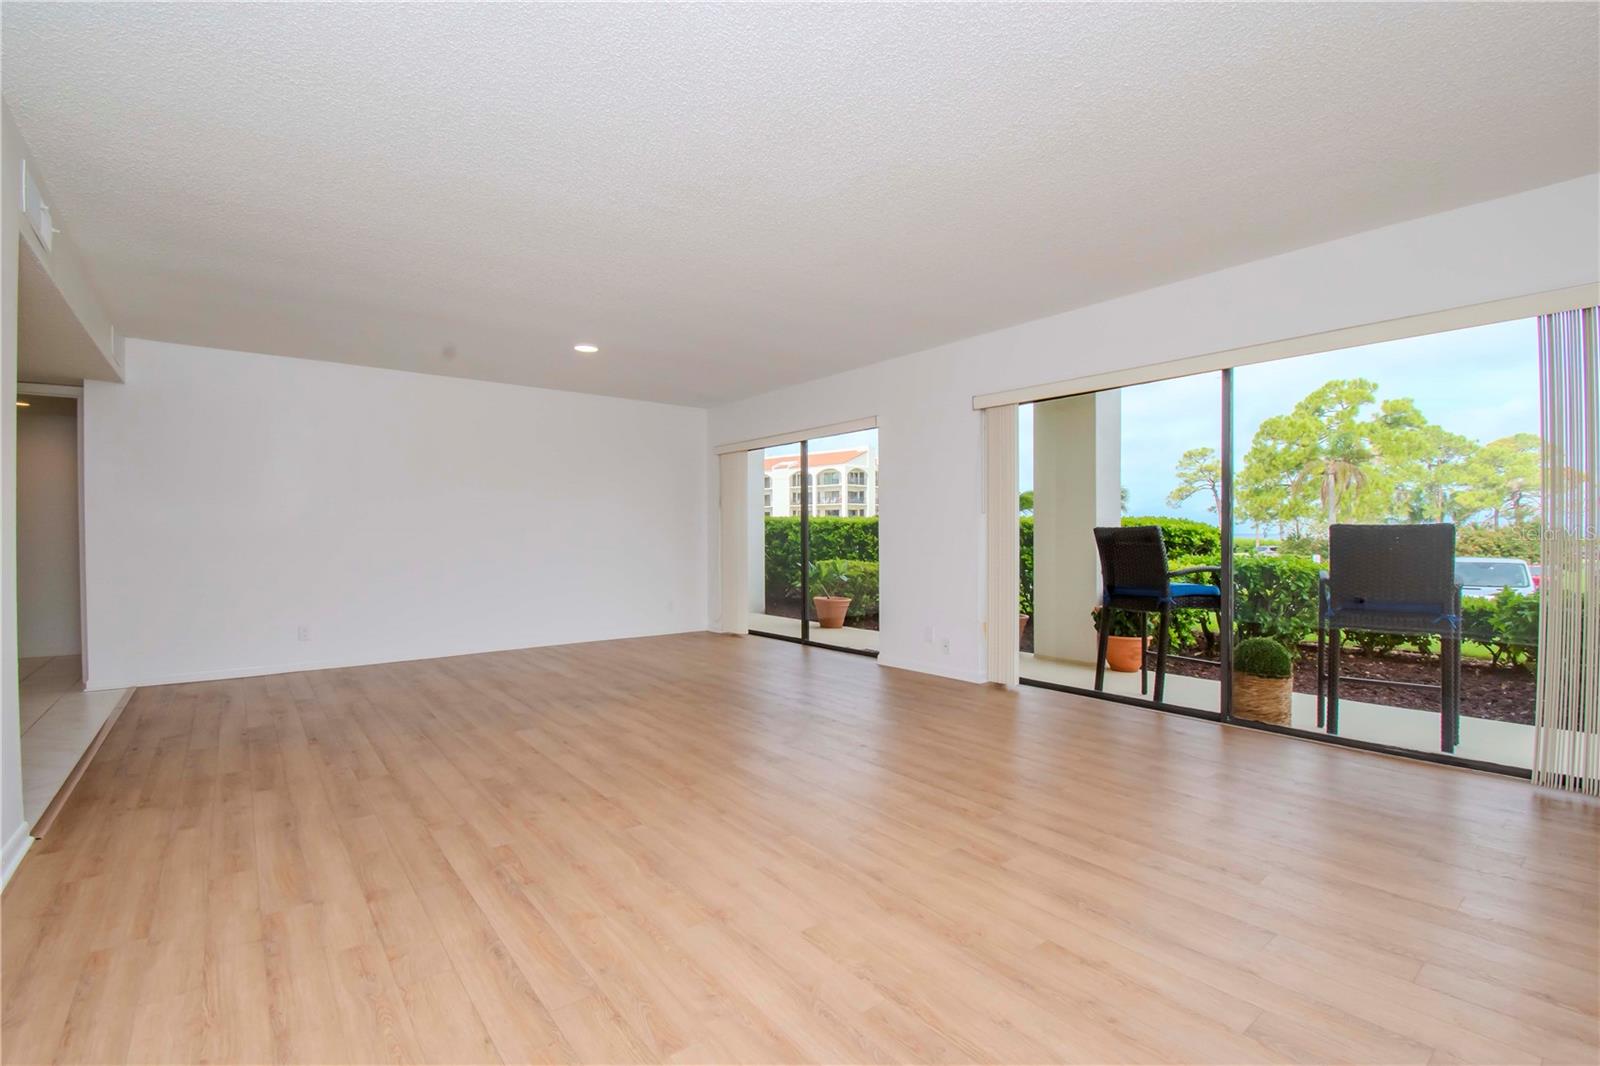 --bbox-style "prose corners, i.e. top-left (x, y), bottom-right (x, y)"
top-left (1232, 673), bottom-right (1291, 725)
